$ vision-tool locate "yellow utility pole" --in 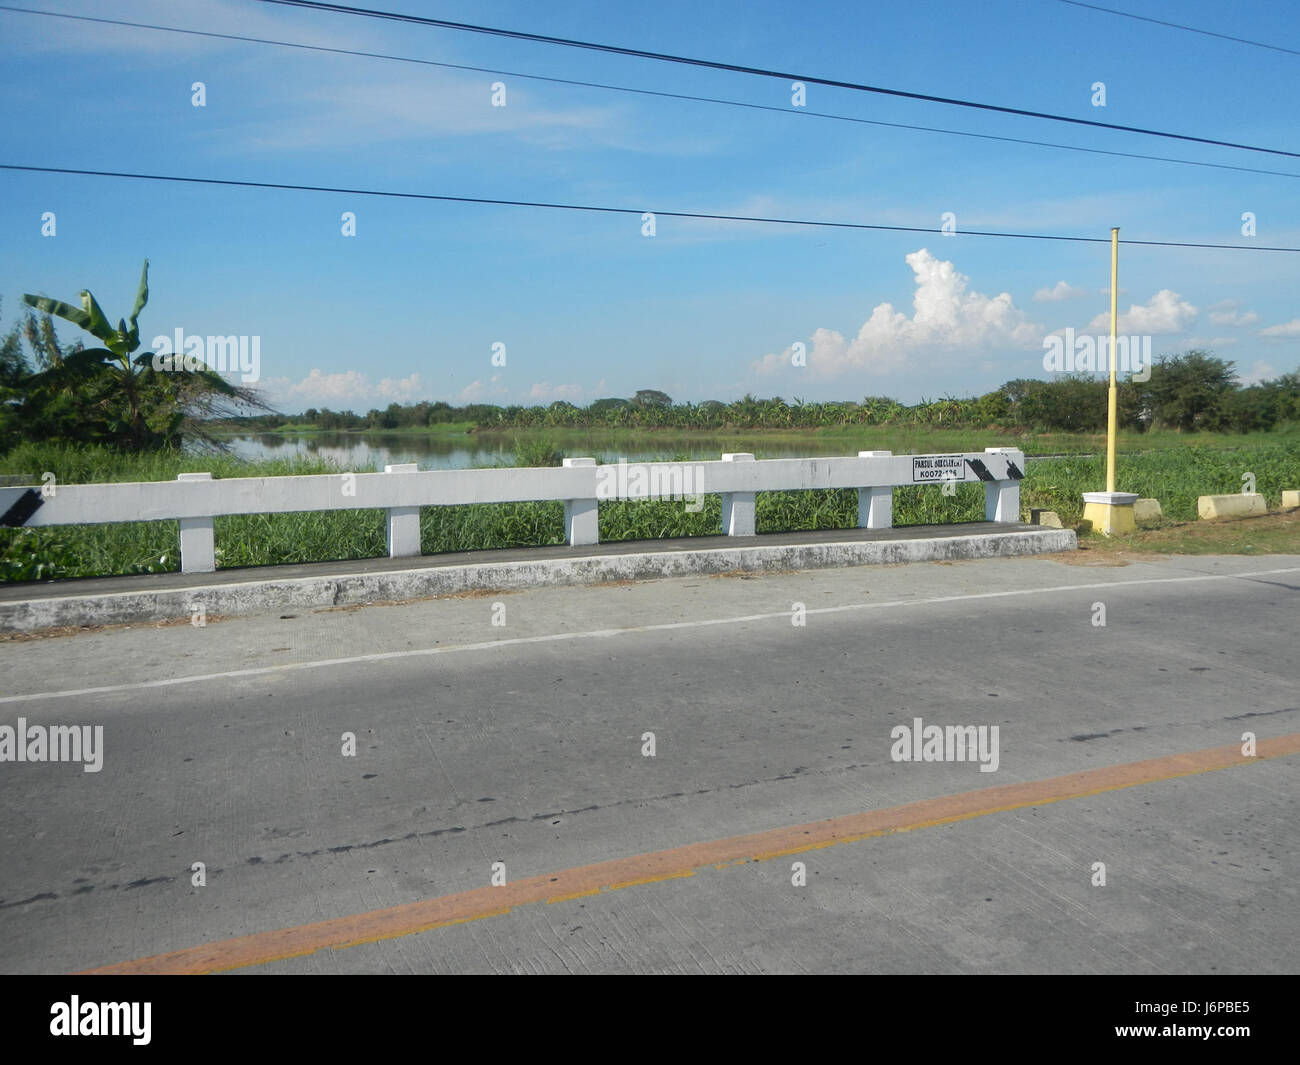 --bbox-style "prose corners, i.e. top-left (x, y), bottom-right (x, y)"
top-left (1081, 226), bottom-right (1138, 535)
top-left (1106, 227), bottom-right (1119, 493)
